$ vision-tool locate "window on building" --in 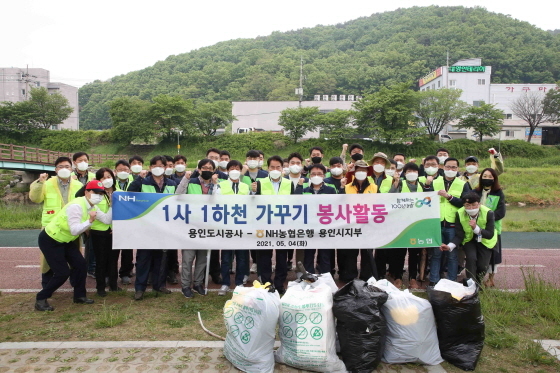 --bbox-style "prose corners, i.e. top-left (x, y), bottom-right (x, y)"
top-left (449, 80), bottom-right (456, 87)
top-left (21, 89), bottom-right (26, 96)
top-left (432, 84), bottom-right (435, 90)
top-left (504, 130), bottom-right (514, 137)
top-left (35, 82), bottom-right (40, 87)
top-left (478, 79), bottom-right (486, 85)
top-left (438, 81), bottom-right (441, 88)
top-left (503, 113), bottom-right (513, 120)
top-left (51, 125), bottom-right (58, 130)
top-left (473, 101), bottom-right (484, 107)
